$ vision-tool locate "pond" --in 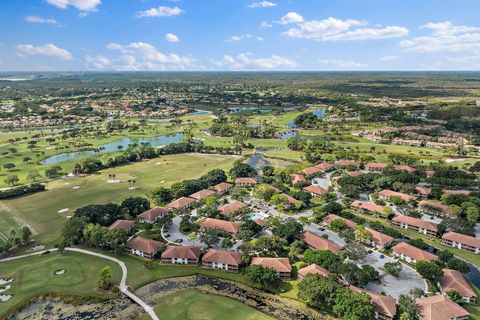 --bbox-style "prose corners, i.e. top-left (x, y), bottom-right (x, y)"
top-left (40, 133), bottom-right (183, 165)
top-left (190, 109), bottom-right (211, 115)
top-left (313, 108), bottom-right (325, 118)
